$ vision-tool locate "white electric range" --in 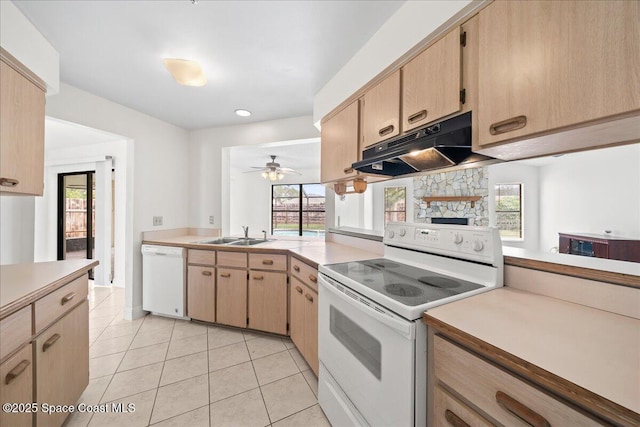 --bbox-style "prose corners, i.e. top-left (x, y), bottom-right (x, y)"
top-left (317, 222), bottom-right (503, 427)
